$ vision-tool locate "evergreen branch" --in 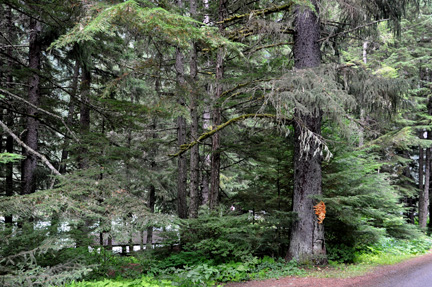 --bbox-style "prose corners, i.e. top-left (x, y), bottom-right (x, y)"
top-left (0, 120), bottom-right (62, 177)
top-left (169, 114), bottom-right (281, 157)
top-left (319, 19), bottom-right (389, 42)
top-left (0, 88), bottom-right (79, 142)
top-left (216, 3), bottom-right (293, 24)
